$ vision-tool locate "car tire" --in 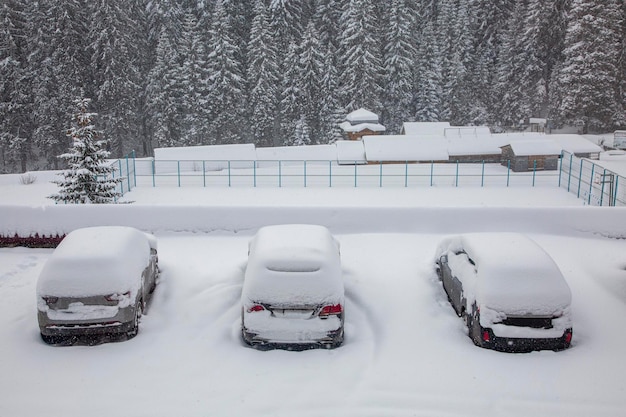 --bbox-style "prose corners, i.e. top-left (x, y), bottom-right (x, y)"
top-left (126, 301), bottom-right (143, 339)
top-left (468, 306), bottom-right (483, 347)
